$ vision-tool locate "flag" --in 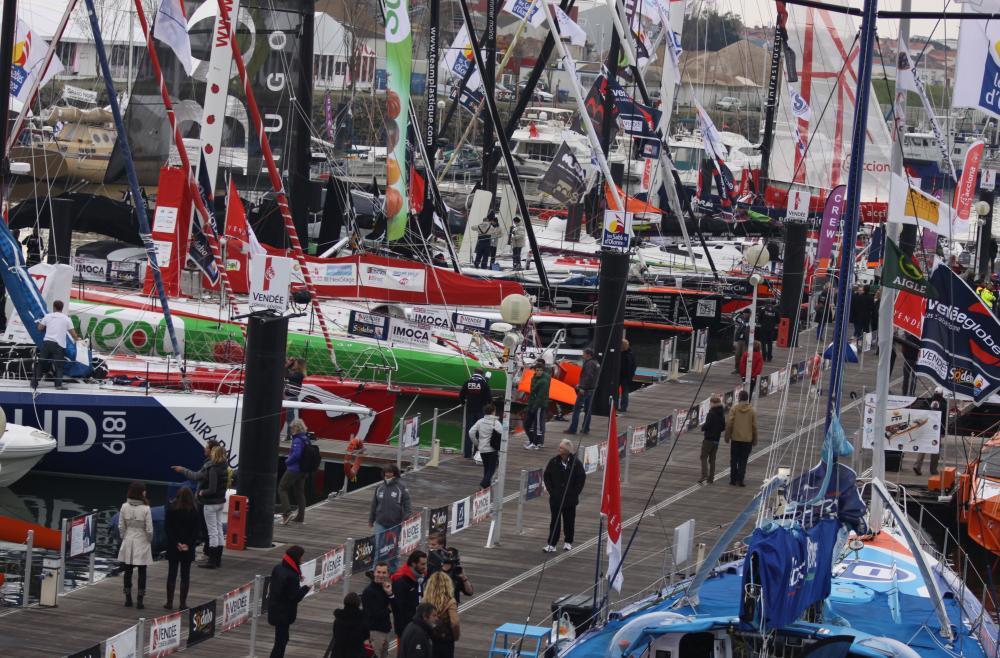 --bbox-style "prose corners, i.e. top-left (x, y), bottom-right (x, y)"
top-left (817, 185), bottom-right (846, 271)
top-left (189, 154), bottom-right (221, 285)
top-left (953, 140), bottom-right (984, 233)
top-left (502, 0), bottom-right (546, 27)
top-left (553, 6), bottom-right (587, 47)
top-left (788, 84), bottom-right (811, 120)
top-left (153, 0), bottom-right (194, 76)
top-left (409, 166), bottom-right (425, 214)
top-left (693, 100), bottom-right (726, 161)
top-left (897, 38), bottom-right (956, 181)
top-left (602, 406), bottom-right (623, 593)
top-left (791, 124), bottom-right (807, 157)
top-left (954, 1), bottom-right (1000, 120)
top-left (443, 26), bottom-right (482, 91)
top-left (225, 178), bottom-right (264, 255)
top-left (540, 142), bottom-right (587, 205)
top-left (888, 173), bottom-right (954, 235)
top-left (10, 19), bottom-right (63, 106)
top-left (893, 289), bottom-right (926, 338)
